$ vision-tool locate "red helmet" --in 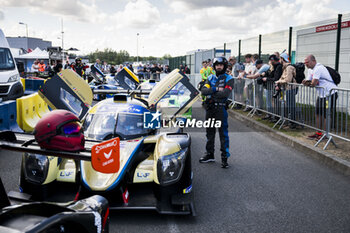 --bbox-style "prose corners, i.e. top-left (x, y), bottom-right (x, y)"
top-left (34, 110), bottom-right (85, 151)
